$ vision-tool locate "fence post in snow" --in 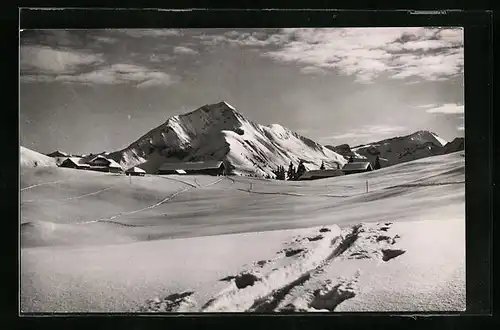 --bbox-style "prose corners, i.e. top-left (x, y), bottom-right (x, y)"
top-left (129, 174), bottom-right (132, 184)
top-left (366, 180), bottom-right (368, 193)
